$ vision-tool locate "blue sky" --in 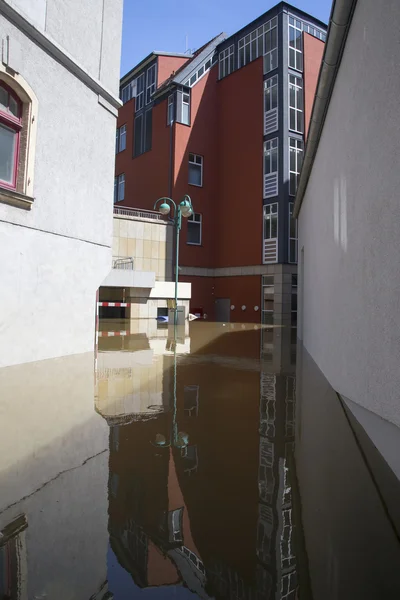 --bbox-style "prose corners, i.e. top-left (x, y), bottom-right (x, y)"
top-left (120, 0), bottom-right (332, 76)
